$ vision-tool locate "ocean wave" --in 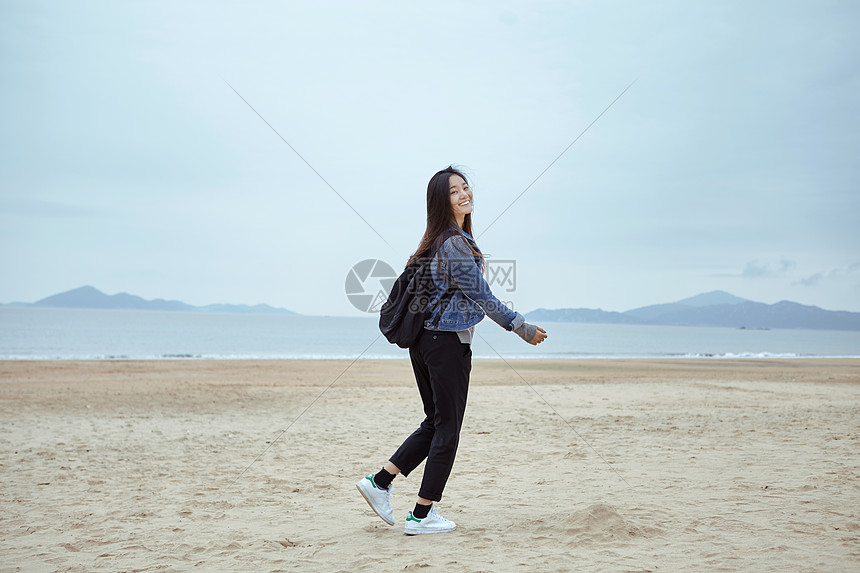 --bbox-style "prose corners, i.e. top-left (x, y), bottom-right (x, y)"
top-left (2, 352), bottom-right (858, 361)
top-left (675, 352), bottom-right (804, 359)
top-left (0, 352), bottom-right (410, 361)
